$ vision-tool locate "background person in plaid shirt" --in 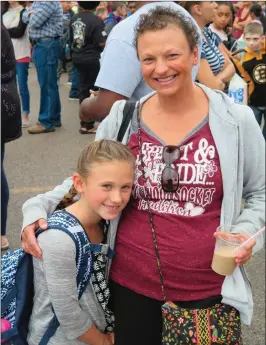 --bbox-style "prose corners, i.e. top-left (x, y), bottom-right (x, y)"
top-left (23, 1), bottom-right (63, 134)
